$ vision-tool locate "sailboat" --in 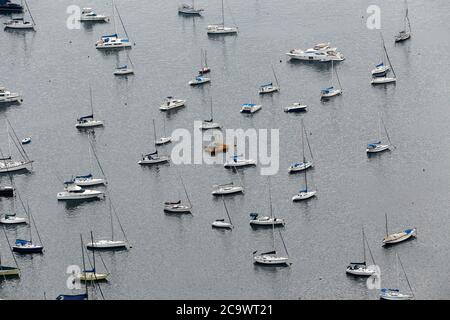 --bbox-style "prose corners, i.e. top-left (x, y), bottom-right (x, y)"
top-left (75, 86), bottom-right (104, 129)
top-left (253, 201), bottom-right (290, 266)
top-left (346, 228), bottom-right (377, 276)
top-left (56, 235), bottom-right (89, 300)
top-left (394, 0), bottom-right (411, 43)
top-left (114, 51), bottom-right (134, 76)
top-left (0, 119), bottom-right (33, 173)
top-left (0, 225), bottom-right (20, 277)
top-left (198, 49), bottom-right (210, 74)
top-left (159, 96), bottom-right (186, 111)
top-left (12, 203), bottom-right (43, 254)
top-left (249, 178), bottom-right (285, 227)
top-left (3, 0), bottom-right (35, 30)
top-left (201, 97), bottom-right (221, 130)
top-left (86, 198), bottom-right (128, 250)
top-left (212, 165), bottom-right (243, 195)
top-left (189, 74), bottom-right (210, 86)
top-left (284, 102), bottom-right (307, 113)
top-left (224, 154), bottom-right (256, 168)
top-left (95, 0), bottom-right (132, 50)
top-left (382, 213), bottom-right (416, 246)
top-left (371, 34), bottom-right (391, 77)
top-left (371, 36), bottom-right (396, 84)
top-left (259, 66), bottom-right (280, 94)
top-left (138, 119), bottom-right (170, 165)
top-left (164, 175), bottom-right (192, 213)
top-left (366, 116), bottom-right (392, 154)
top-left (320, 60), bottom-right (342, 99)
top-left (154, 118), bottom-right (172, 145)
top-left (80, 232), bottom-right (108, 282)
top-left (178, 0), bottom-right (204, 15)
top-left (207, 0), bottom-right (238, 35)
top-left (71, 142), bottom-right (107, 187)
top-left (288, 119), bottom-right (313, 173)
top-left (380, 253), bottom-right (414, 300)
top-left (0, 180), bottom-right (27, 225)
top-left (292, 161), bottom-right (316, 201)
top-left (212, 196), bottom-right (233, 229)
